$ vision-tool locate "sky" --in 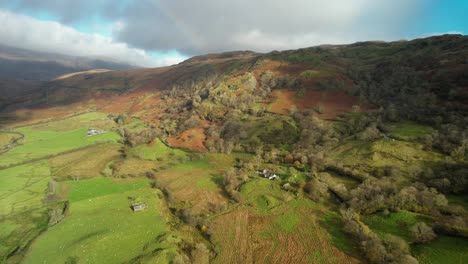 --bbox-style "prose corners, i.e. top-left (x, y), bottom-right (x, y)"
top-left (0, 0), bottom-right (466, 67)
